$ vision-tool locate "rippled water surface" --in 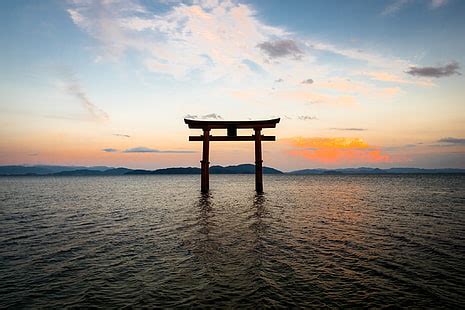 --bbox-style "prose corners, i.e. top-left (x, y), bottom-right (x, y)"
top-left (1, 175), bottom-right (465, 308)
